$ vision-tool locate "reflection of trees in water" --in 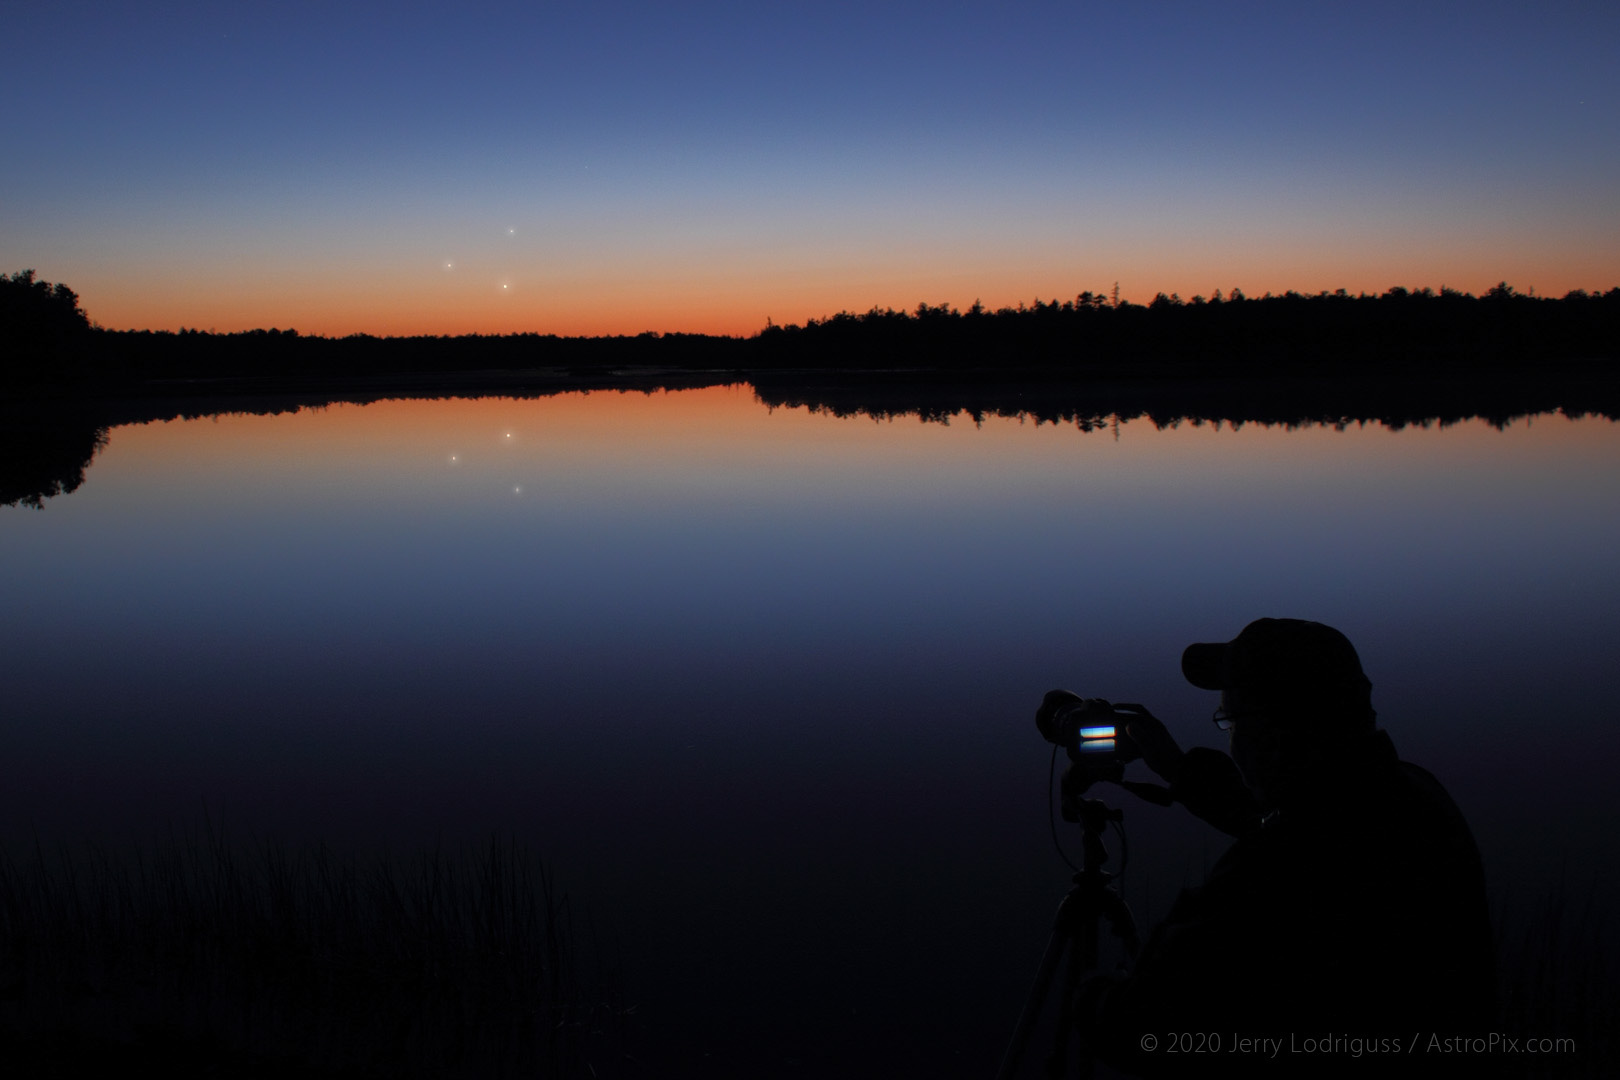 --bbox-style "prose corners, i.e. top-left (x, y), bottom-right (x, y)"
top-left (4, 368), bottom-right (1617, 508)
top-left (749, 369), bottom-right (1620, 432)
top-left (0, 371), bottom-right (732, 509)
top-left (0, 417), bottom-right (108, 509)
